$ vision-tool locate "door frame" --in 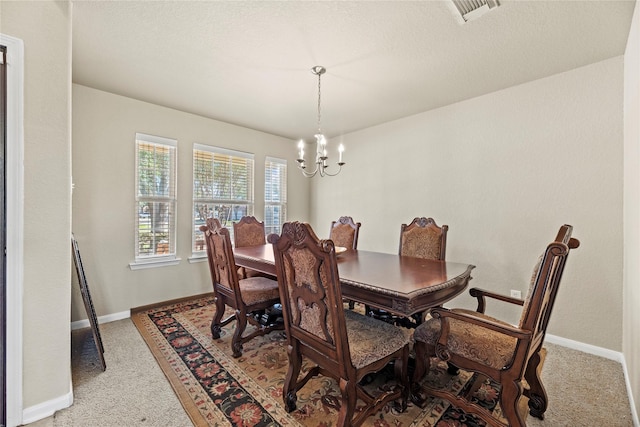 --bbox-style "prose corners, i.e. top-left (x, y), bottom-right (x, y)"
top-left (1, 33), bottom-right (24, 427)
